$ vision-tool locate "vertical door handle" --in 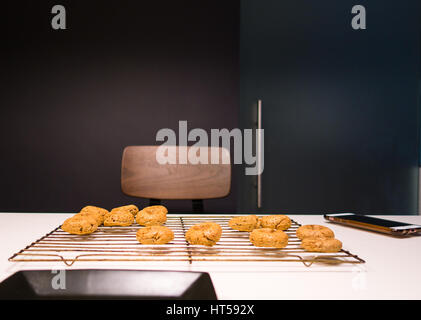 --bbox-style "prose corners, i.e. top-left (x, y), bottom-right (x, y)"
top-left (257, 99), bottom-right (262, 209)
